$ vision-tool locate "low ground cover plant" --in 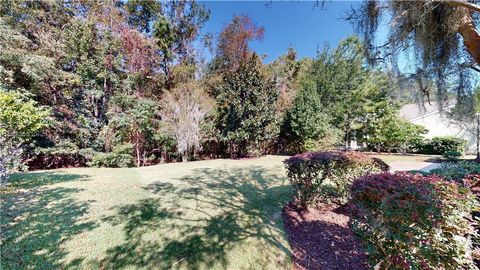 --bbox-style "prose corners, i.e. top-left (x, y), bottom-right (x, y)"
top-left (283, 151), bottom-right (389, 206)
top-left (429, 161), bottom-right (480, 181)
top-left (428, 162), bottom-right (480, 259)
top-left (351, 172), bottom-right (478, 269)
top-left (442, 150), bottom-right (462, 161)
